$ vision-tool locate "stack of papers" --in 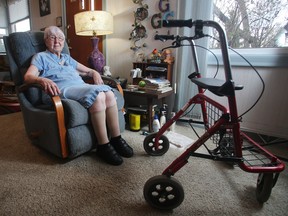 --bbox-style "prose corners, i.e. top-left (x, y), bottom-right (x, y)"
top-left (143, 78), bottom-right (172, 93)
